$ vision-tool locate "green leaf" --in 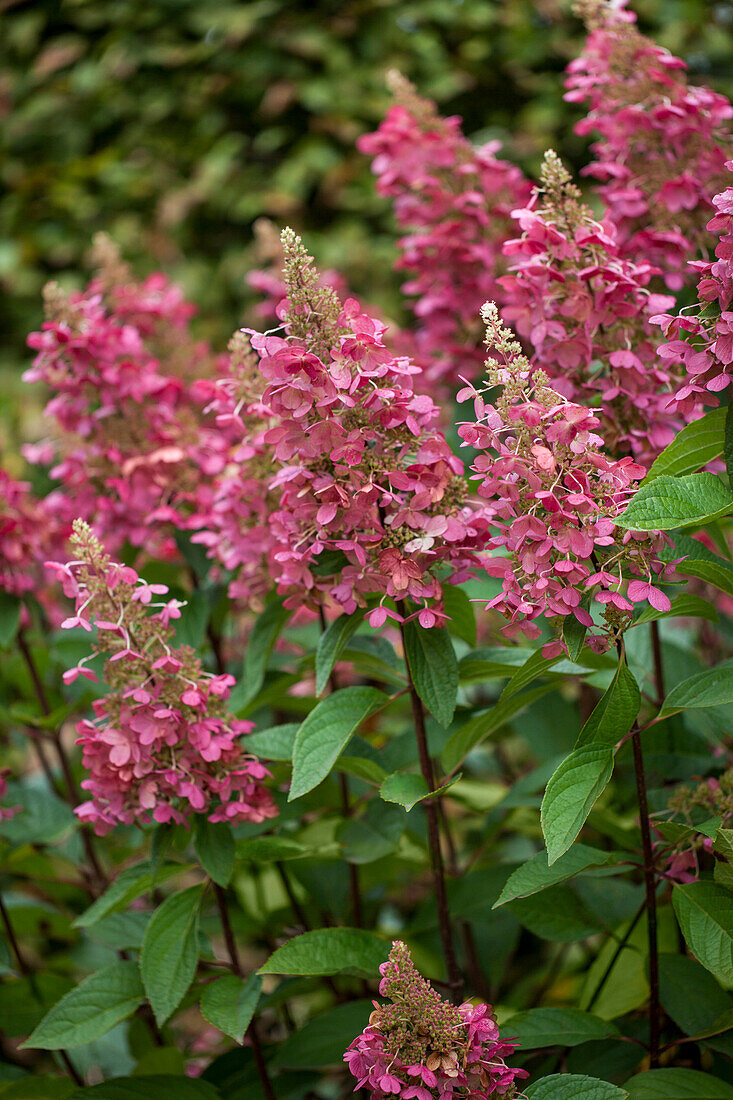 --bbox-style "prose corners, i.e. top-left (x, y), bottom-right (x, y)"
top-left (67, 1076), bottom-right (220, 1099)
top-left (669, 533), bottom-right (733, 597)
top-left (625, 1068), bottom-right (733, 1098)
top-left (316, 609), bottom-right (366, 696)
top-left (0, 1079), bottom-right (75, 1098)
top-left (244, 723), bottom-right (299, 761)
top-left (238, 597), bottom-right (292, 706)
top-left (508, 885), bottom-right (603, 942)
top-left (494, 845), bottom-right (619, 907)
top-left (673, 881), bottom-right (733, 984)
top-left (23, 961), bottom-right (144, 1050)
top-left (633, 593), bottom-right (718, 625)
top-left (502, 1008), bottom-right (620, 1049)
top-left (74, 863), bottom-right (190, 928)
top-left (289, 686), bottom-right (387, 800)
top-left (140, 885), bottom-right (203, 1025)
top-left (576, 661), bottom-right (640, 747)
top-left (270, 1000), bottom-right (371, 1068)
top-left (725, 402), bottom-right (733, 484)
top-left (441, 585), bottom-right (476, 647)
top-left (259, 929), bottom-right (389, 978)
top-left (564, 609), bottom-right (589, 663)
top-left (524, 1075), bottom-right (627, 1099)
top-left (645, 406), bottom-right (726, 482)
top-left (458, 646), bottom-right (536, 684)
top-left (616, 472), bottom-right (733, 531)
top-left (200, 973), bottom-right (261, 1044)
top-left (193, 819), bottom-right (235, 887)
top-left (339, 802), bottom-right (406, 864)
top-left (658, 953), bottom-right (733, 1055)
top-left (541, 746), bottom-right (616, 864)
top-left (379, 772), bottom-right (460, 812)
top-left (0, 594), bottom-right (21, 649)
top-left (660, 660), bottom-right (733, 716)
top-left (236, 836), bottom-right (306, 862)
top-left (500, 649), bottom-right (560, 701)
top-left (337, 755), bottom-right (388, 785)
top-left (442, 684), bottom-right (555, 773)
top-left (402, 621), bottom-right (458, 728)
